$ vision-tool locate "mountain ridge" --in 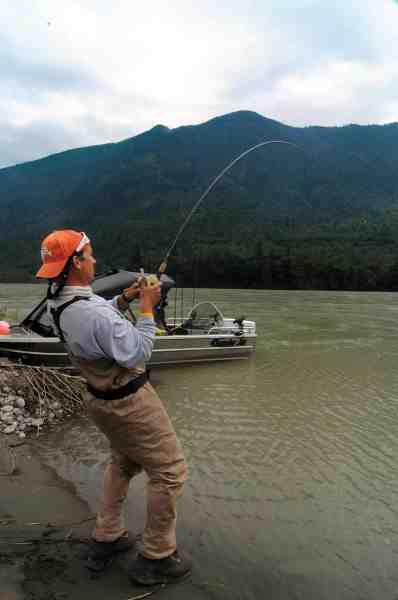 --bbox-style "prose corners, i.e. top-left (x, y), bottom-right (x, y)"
top-left (1, 110), bottom-right (398, 289)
